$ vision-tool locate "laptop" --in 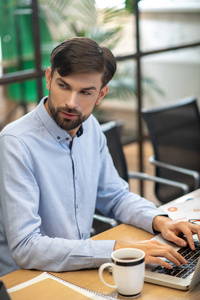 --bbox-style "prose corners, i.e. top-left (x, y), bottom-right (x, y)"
top-left (144, 234), bottom-right (200, 290)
